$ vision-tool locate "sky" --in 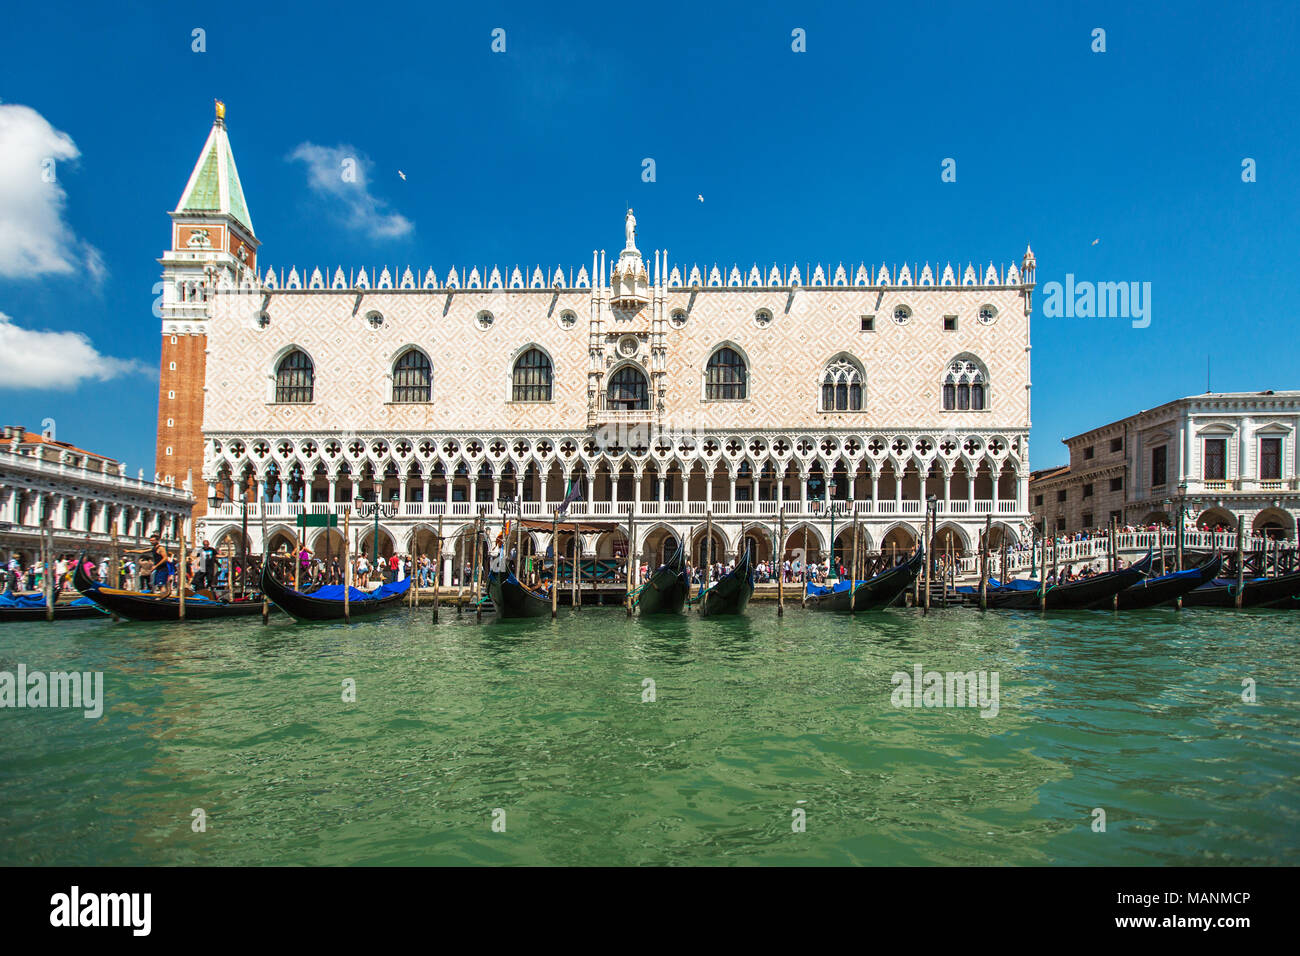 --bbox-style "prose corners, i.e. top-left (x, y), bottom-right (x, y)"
top-left (0, 0), bottom-right (1296, 473)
